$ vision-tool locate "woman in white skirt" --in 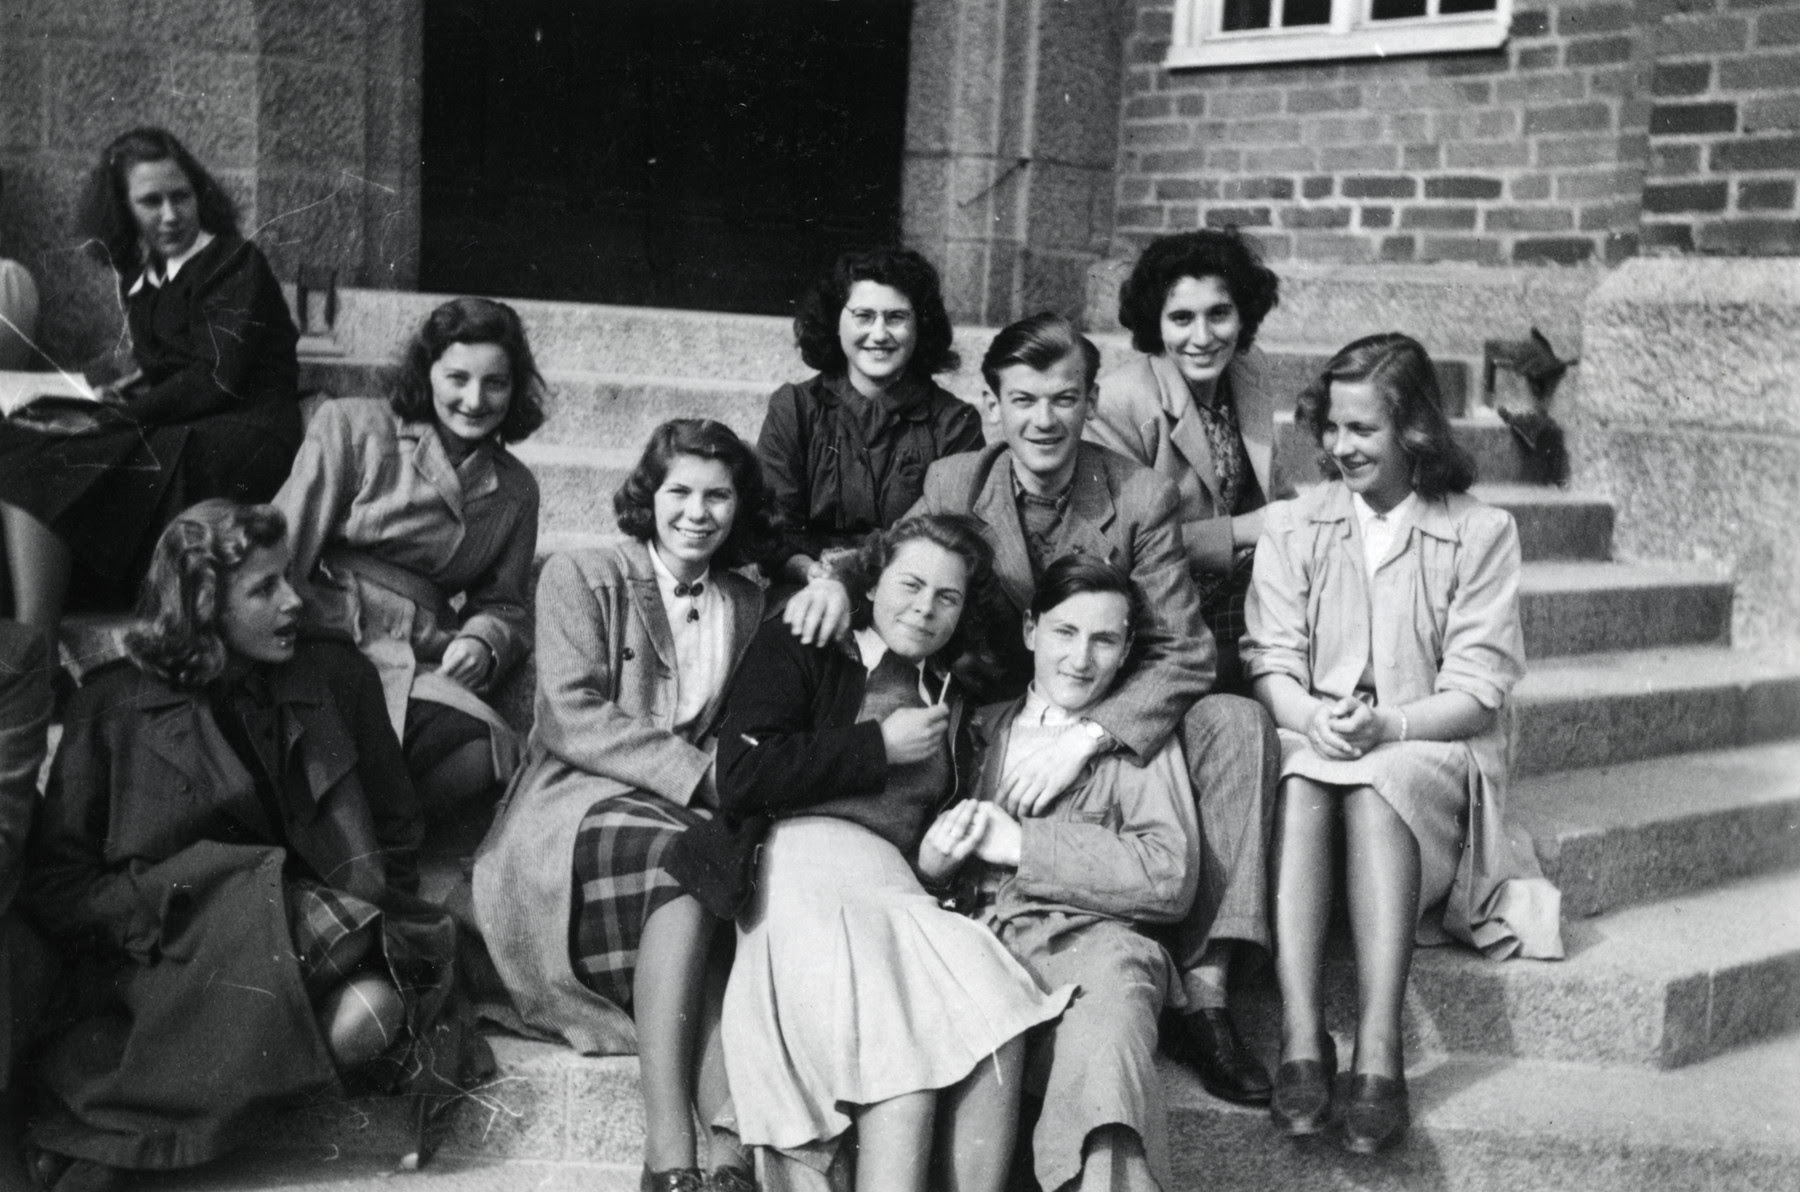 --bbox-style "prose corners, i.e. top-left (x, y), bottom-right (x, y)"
top-left (715, 514), bottom-right (1070, 1192)
top-left (1243, 333), bottom-right (1563, 1156)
